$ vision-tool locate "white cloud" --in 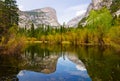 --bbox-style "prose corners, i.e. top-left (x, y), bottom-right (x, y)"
top-left (18, 5), bottom-right (24, 11)
top-left (76, 10), bottom-right (86, 16)
top-left (67, 4), bottom-right (89, 11)
top-left (65, 4), bottom-right (89, 17)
